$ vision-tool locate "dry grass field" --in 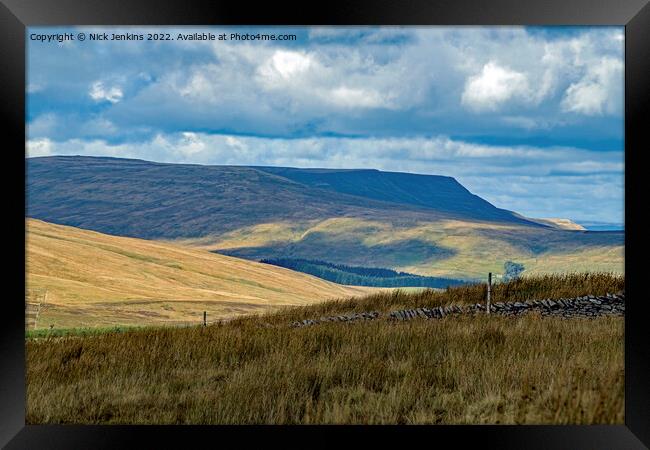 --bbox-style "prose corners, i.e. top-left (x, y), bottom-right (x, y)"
top-left (26, 219), bottom-right (377, 329)
top-left (26, 274), bottom-right (624, 425)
